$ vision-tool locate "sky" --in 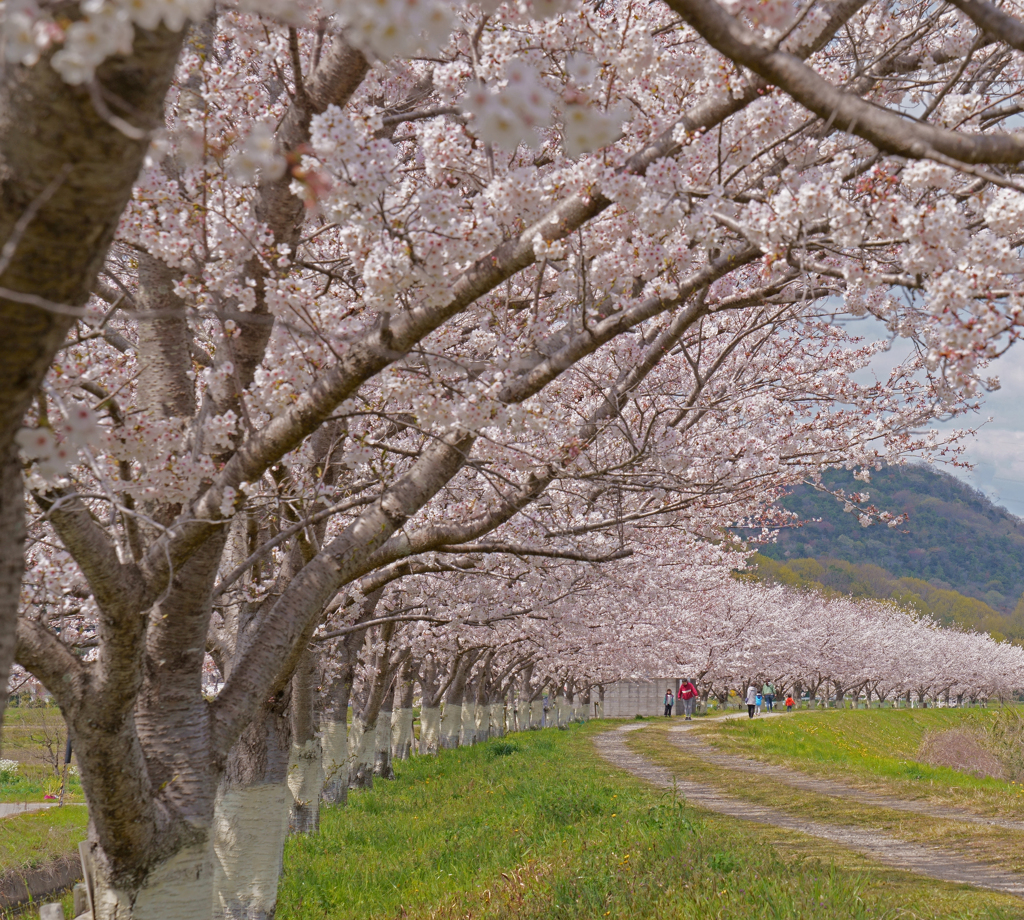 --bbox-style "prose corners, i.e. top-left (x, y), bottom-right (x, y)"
top-left (845, 315), bottom-right (1024, 518)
